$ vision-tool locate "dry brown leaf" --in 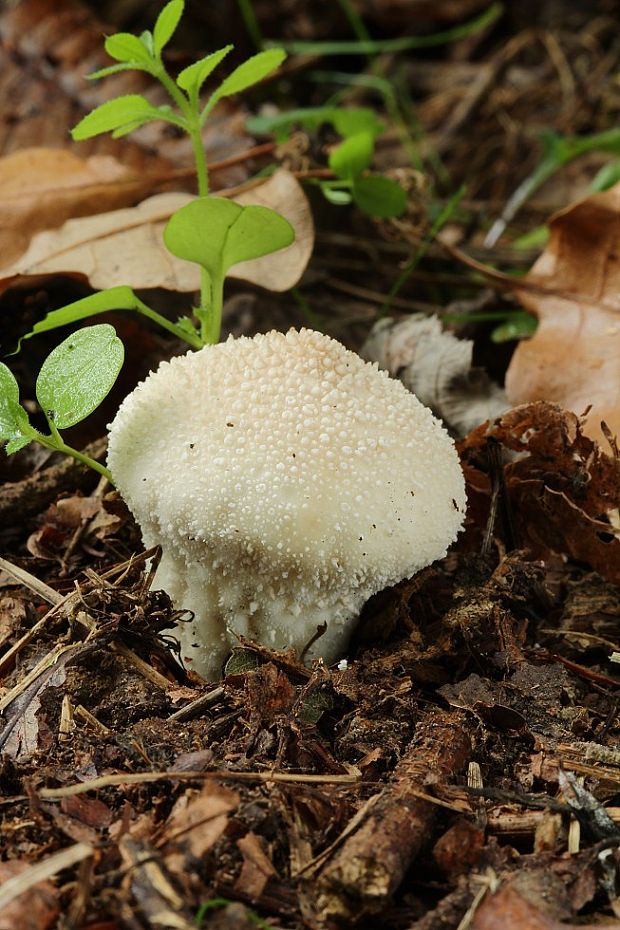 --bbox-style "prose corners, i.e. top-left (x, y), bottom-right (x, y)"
top-left (0, 861), bottom-right (60, 930)
top-left (235, 832), bottom-right (278, 900)
top-left (506, 183), bottom-right (620, 444)
top-left (459, 402), bottom-right (620, 584)
top-left (0, 170), bottom-right (313, 294)
top-left (0, 148), bottom-right (165, 267)
top-left (471, 884), bottom-right (620, 930)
